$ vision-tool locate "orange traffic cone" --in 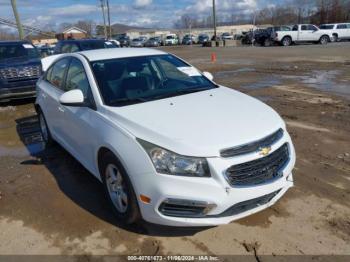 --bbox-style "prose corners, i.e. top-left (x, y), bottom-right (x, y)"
top-left (211, 53), bottom-right (217, 63)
